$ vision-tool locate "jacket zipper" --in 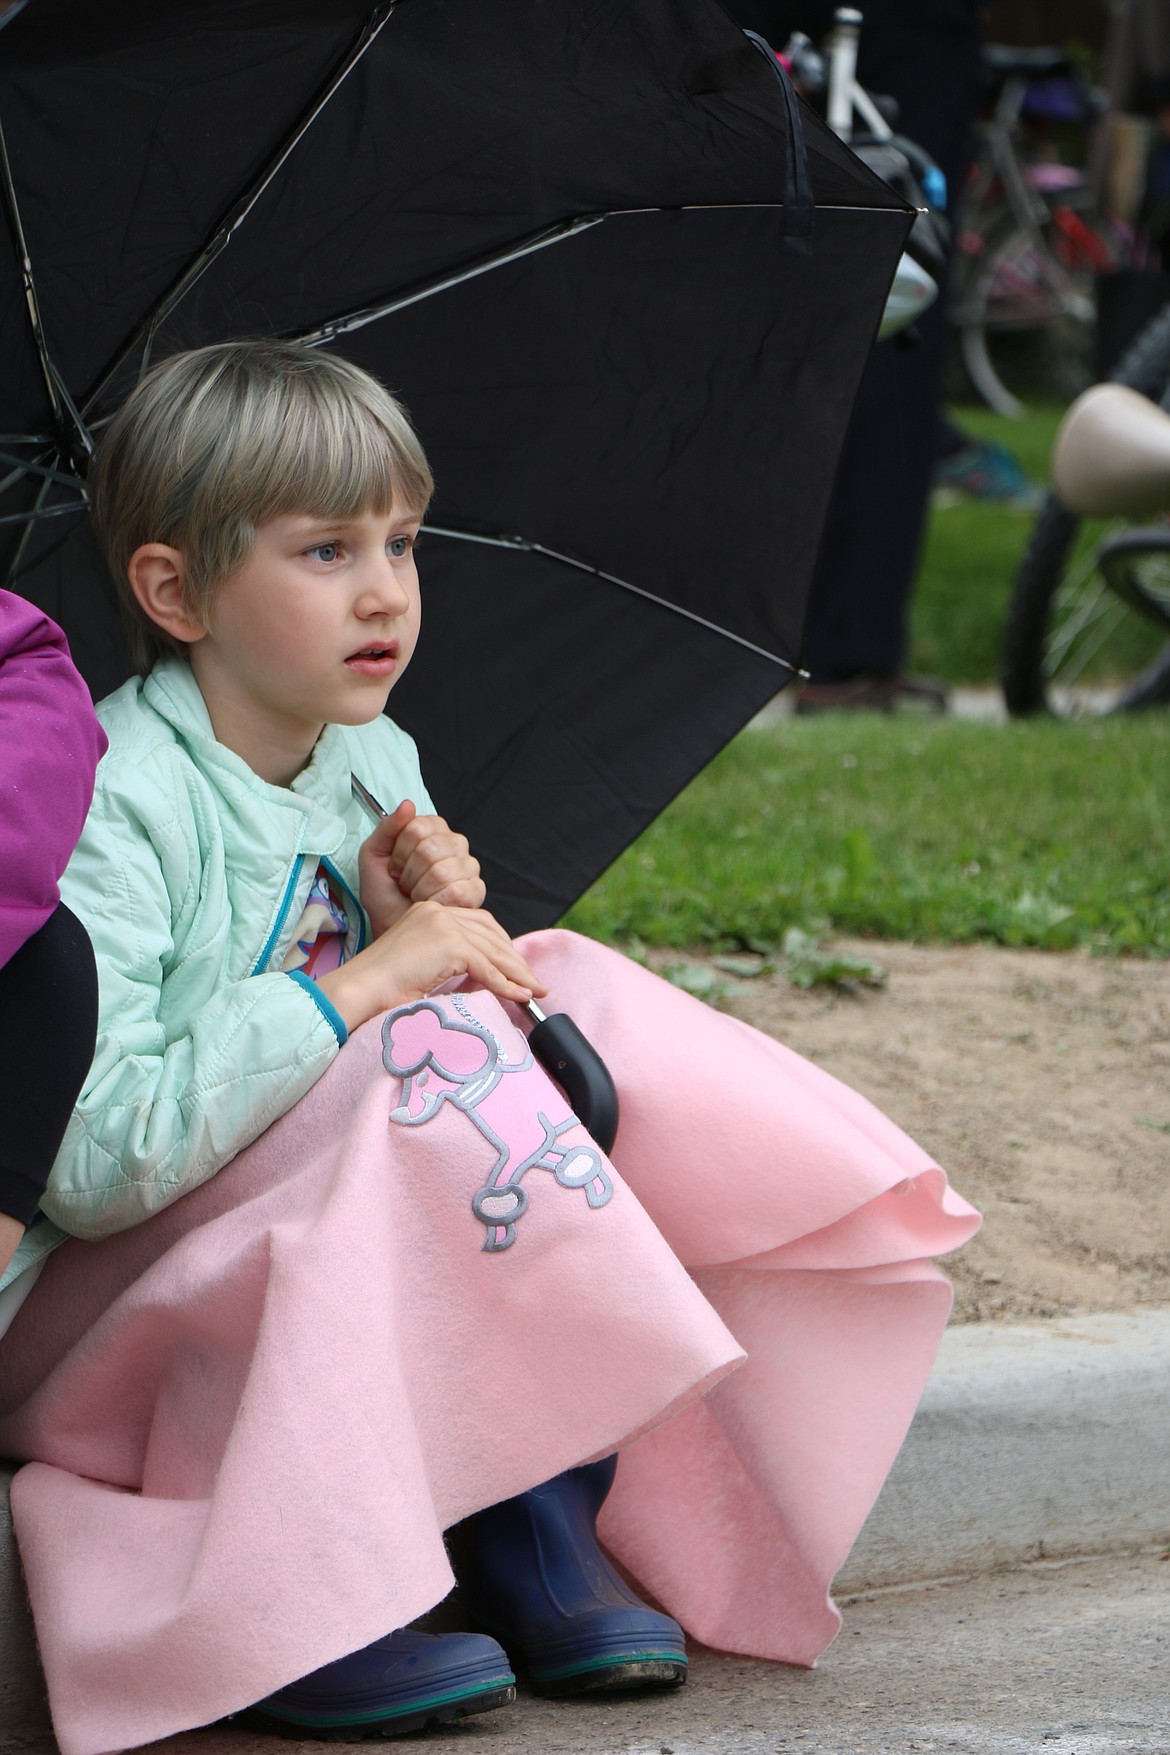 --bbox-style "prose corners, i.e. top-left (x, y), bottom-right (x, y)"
top-left (321, 855), bottom-right (368, 956)
top-left (250, 853), bottom-right (307, 976)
